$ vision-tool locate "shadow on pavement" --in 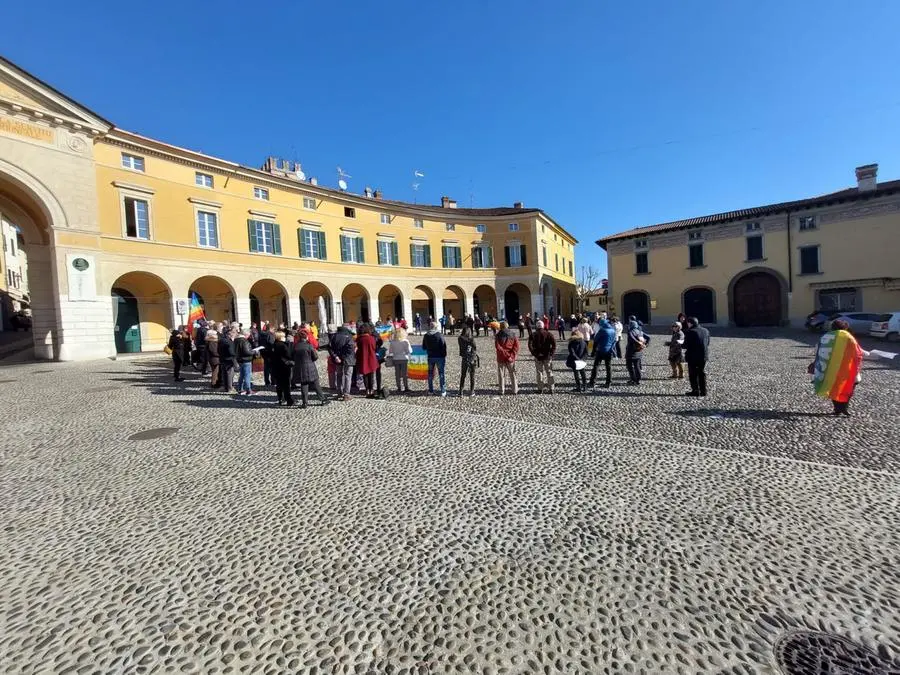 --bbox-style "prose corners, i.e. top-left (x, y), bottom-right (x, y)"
top-left (670, 408), bottom-right (832, 420)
